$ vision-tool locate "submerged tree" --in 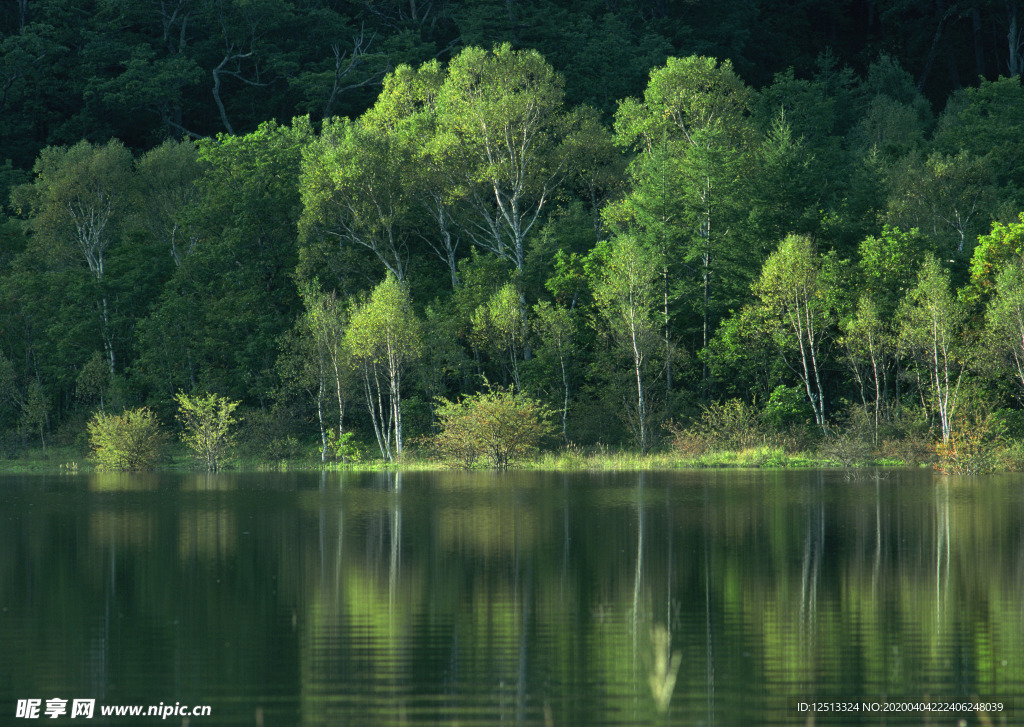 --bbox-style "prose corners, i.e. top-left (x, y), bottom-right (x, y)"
top-left (175, 391), bottom-right (240, 472)
top-left (432, 386), bottom-right (552, 469)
